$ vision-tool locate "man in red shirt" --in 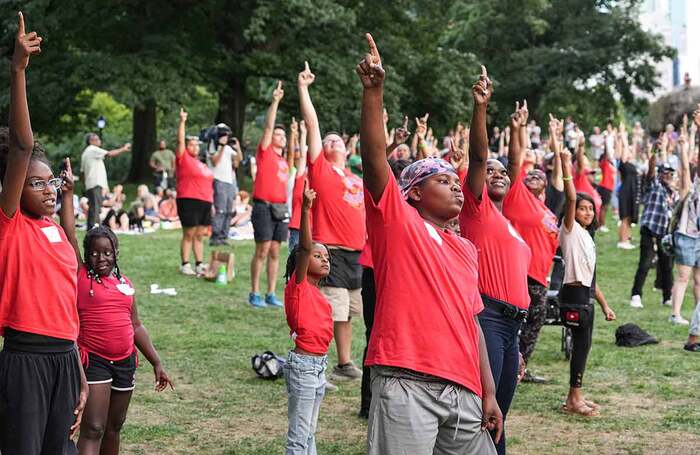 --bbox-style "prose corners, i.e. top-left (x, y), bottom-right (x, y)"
top-left (249, 82), bottom-right (290, 308)
top-left (299, 61), bottom-right (366, 381)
